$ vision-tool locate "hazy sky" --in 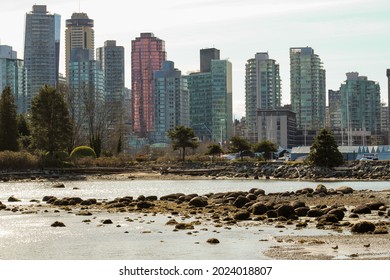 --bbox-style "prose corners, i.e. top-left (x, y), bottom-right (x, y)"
top-left (0, 0), bottom-right (389, 118)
